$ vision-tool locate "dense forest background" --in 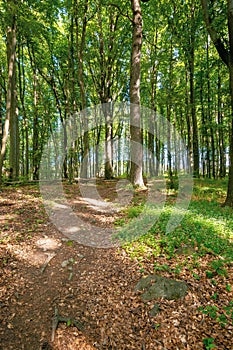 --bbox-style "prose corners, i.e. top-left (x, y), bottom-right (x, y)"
top-left (1, 0), bottom-right (233, 202)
